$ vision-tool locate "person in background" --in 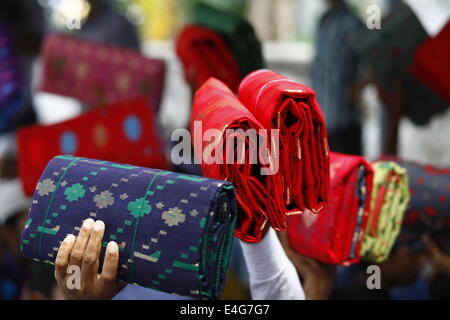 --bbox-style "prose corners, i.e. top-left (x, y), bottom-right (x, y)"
top-left (0, 0), bottom-right (45, 131)
top-left (0, 209), bottom-right (57, 300)
top-left (0, 210), bottom-right (27, 300)
top-left (423, 235), bottom-right (450, 300)
top-left (279, 230), bottom-right (429, 300)
top-left (311, 0), bottom-right (364, 155)
top-left (74, 0), bottom-right (141, 50)
top-left (372, 77), bottom-right (404, 156)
